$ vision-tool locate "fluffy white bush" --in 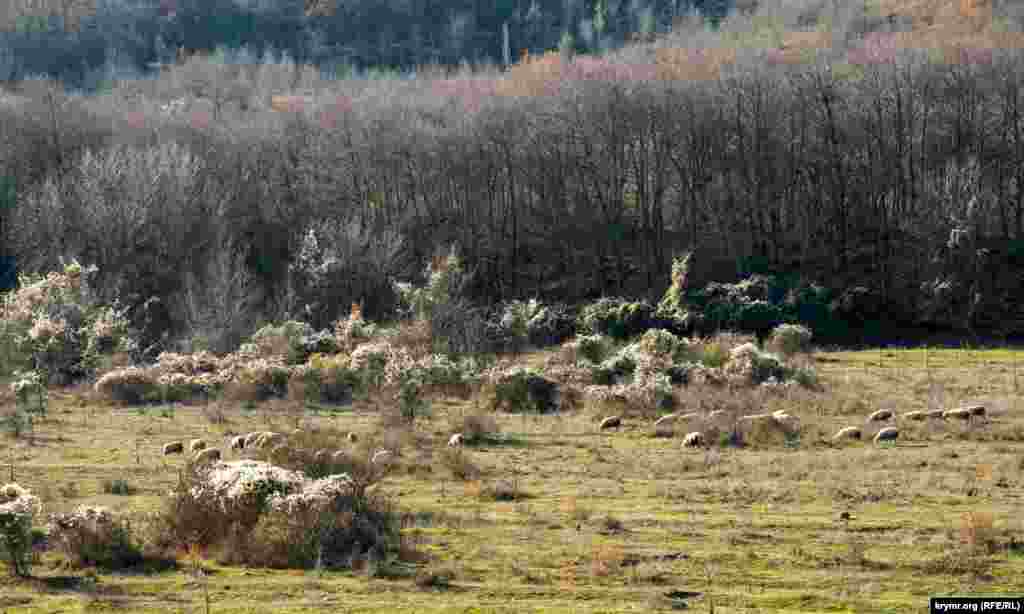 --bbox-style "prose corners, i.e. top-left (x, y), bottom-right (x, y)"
top-left (0, 483), bottom-right (42, 576)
